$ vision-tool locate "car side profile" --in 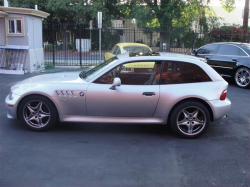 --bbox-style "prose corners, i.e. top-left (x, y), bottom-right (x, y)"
top-left (192, 42), bottom-right (250, 88)
top-left (5, 52), bottom-right (231, 138)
